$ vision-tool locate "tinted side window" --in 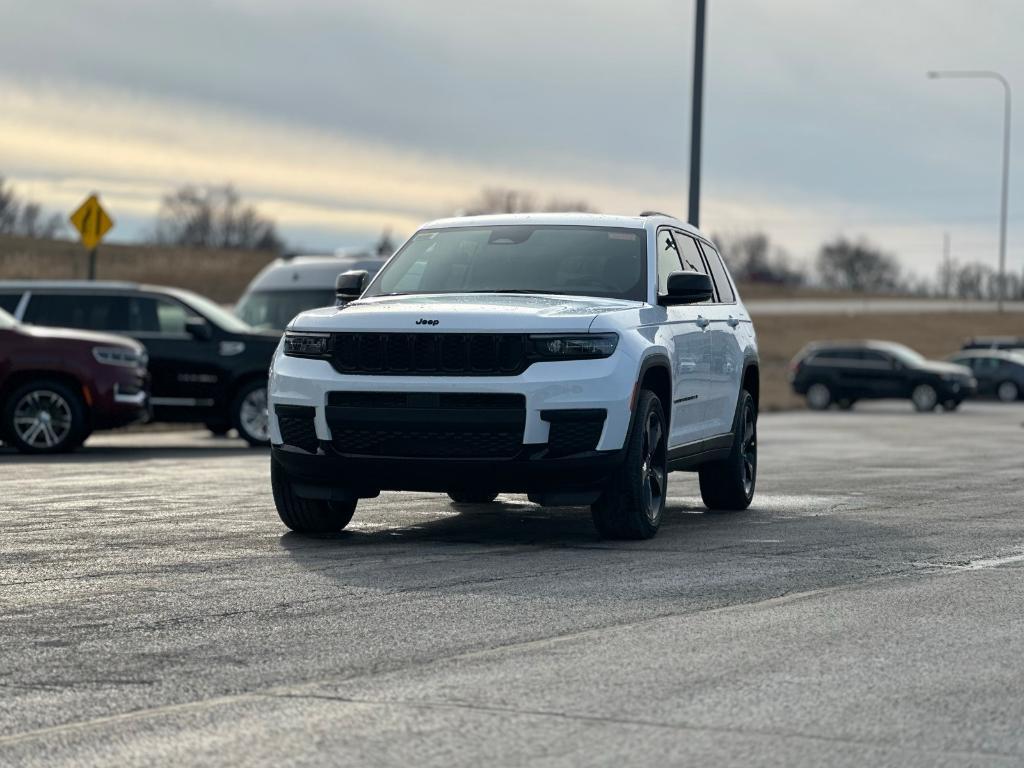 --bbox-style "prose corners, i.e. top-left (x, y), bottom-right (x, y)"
top-left (700, 244), bottom-right (736, 303)
top-left (813, 349), bottom-right (858, 361)
top-left (861, 350), bottom-right (892, 366)
top-left (0, 294), bottom-right (21, 313)
top-left (24, 294), bottom-right (132, 331)
top-left (656, 229), bottom-right (683, 294)
top-left (130, 297), bottom-right (189, 334)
